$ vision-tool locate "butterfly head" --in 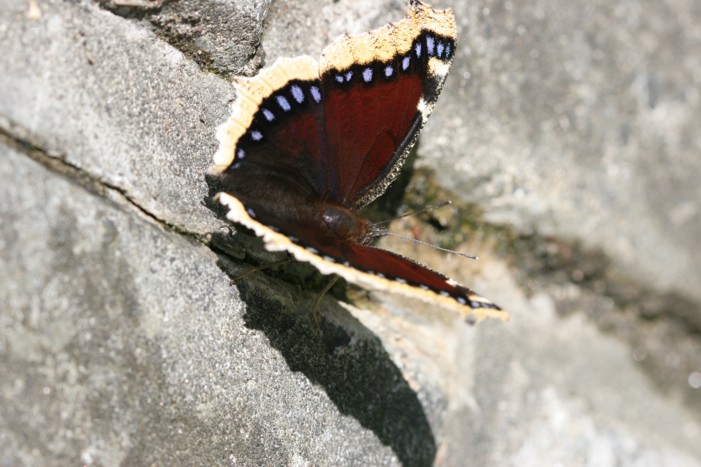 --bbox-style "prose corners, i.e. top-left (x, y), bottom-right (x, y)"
top-left (320, 205), bottom-right (374, 244)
